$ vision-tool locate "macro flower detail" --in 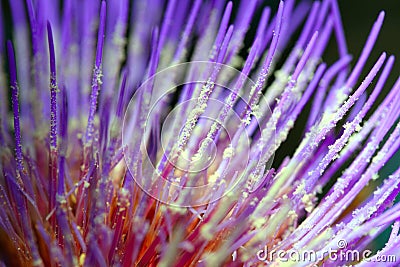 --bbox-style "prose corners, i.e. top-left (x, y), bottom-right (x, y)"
top-left (0, 0), bottom-right (400, 266)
